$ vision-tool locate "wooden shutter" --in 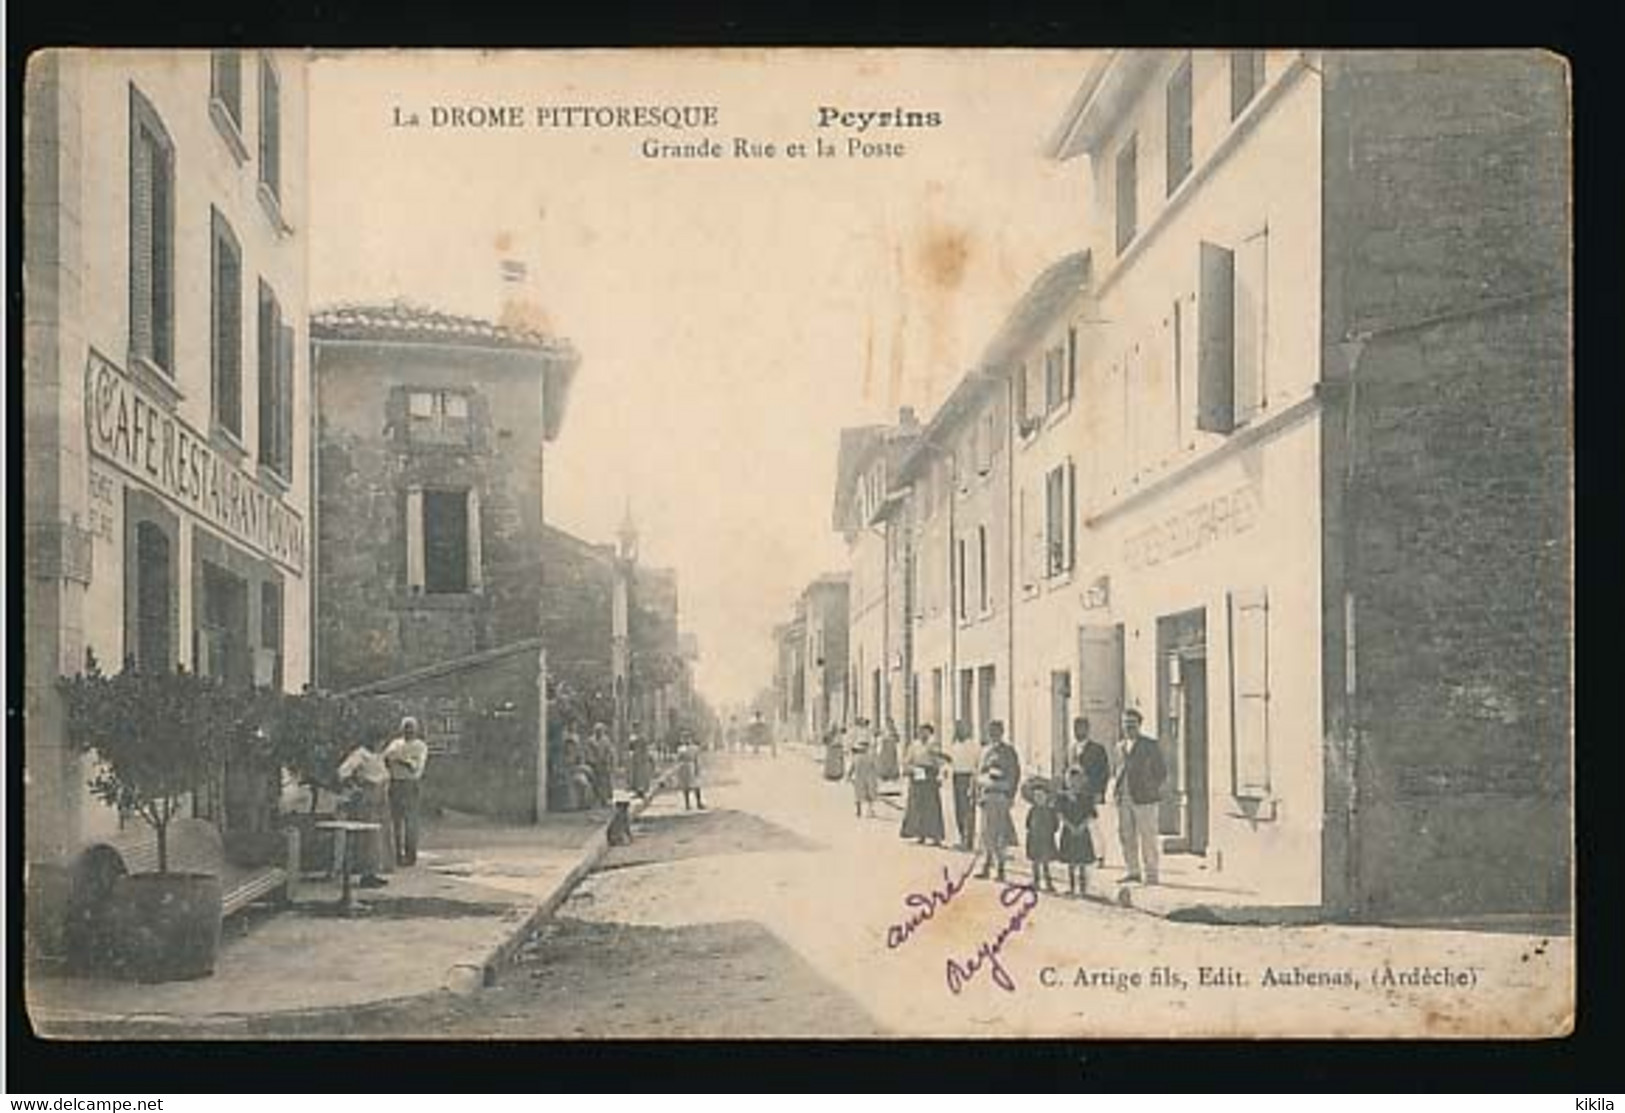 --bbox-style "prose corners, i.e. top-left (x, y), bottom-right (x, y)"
top-left (466, 487), bottom-right (484, 592)
top-left (1066, 460), bottom-right (1077, 570)
top-left (212, 213), bottom-right (242, 436)
top-left (259, 57), bottom-right (281, 198)
top-left (1235, 231), bottom-right (1268, 424)
top-left (1077, 624), bottom-right (1125, 746)
top-left (1066, 326), bottom-right (1078, 402)
top-left (277, 322), bottom-right (295, 478)
top-left (1045, 467), bottom-right (1063, 576)
top-left (128, 118), bottom-right (153, 364)
top-left (1166, 56), bottom-right (1193, 194)
top-left (151, 137), bottom-right (174, 370)
top-left (1197, 241), bottom-right (1236, 433)
top-left (1228, 588), bottom-right (1271, 796)
top-left (405, 487), bottom-right (425, 593)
